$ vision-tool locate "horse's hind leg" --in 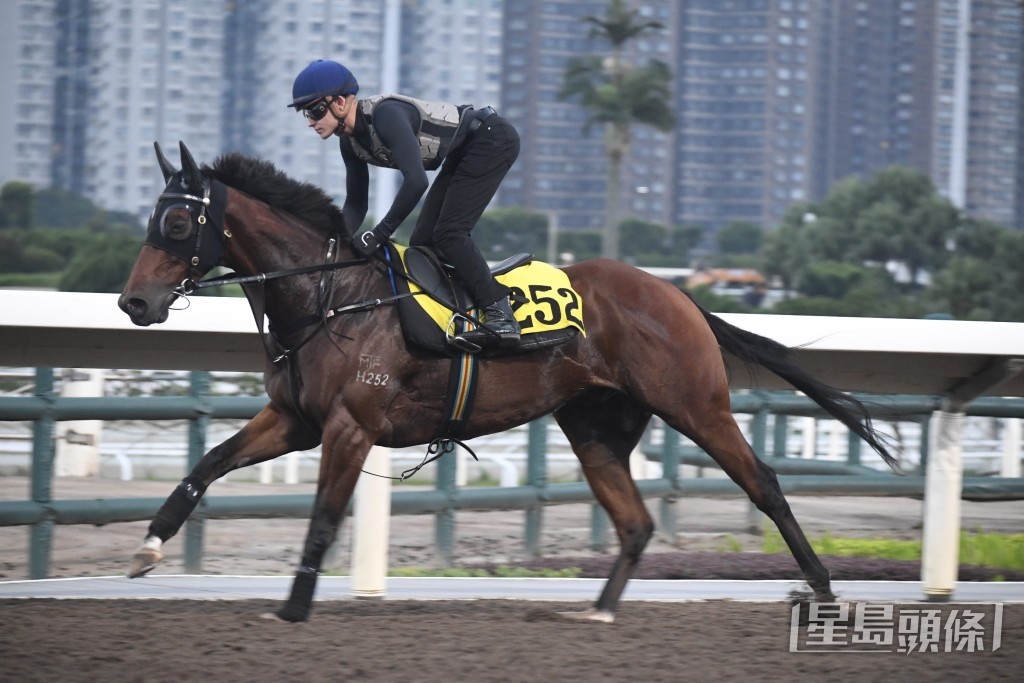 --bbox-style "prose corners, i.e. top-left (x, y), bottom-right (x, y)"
top-left (127, 404), bottom-right (319, 577)
top-left (553, 390), bottom-right (654, 623)
top-left (664, 390), bottom-right (835, 602)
